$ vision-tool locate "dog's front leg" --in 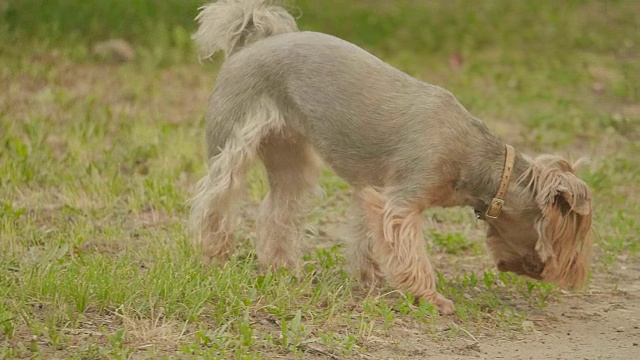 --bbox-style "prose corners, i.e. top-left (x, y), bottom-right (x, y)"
top-left (360, 188), bottom-right (455, 315)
